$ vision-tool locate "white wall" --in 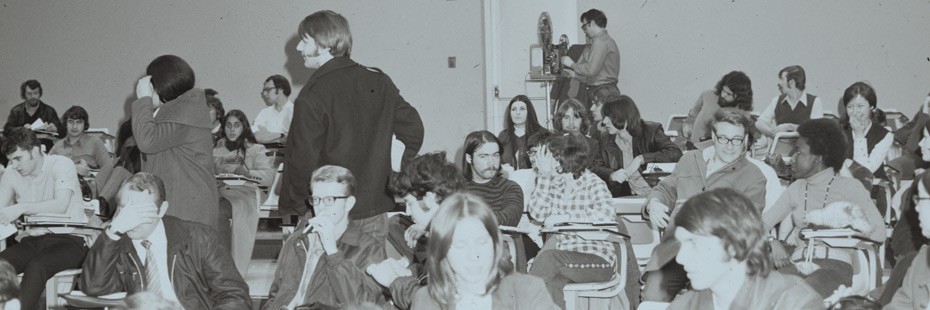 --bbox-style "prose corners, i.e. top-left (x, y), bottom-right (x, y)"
top-left (3, 1), bottom-right (930, 163)
top-left (0, 0), bottom-right (485, 161)
top-left (580, 0), bottom-right (930, 124)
